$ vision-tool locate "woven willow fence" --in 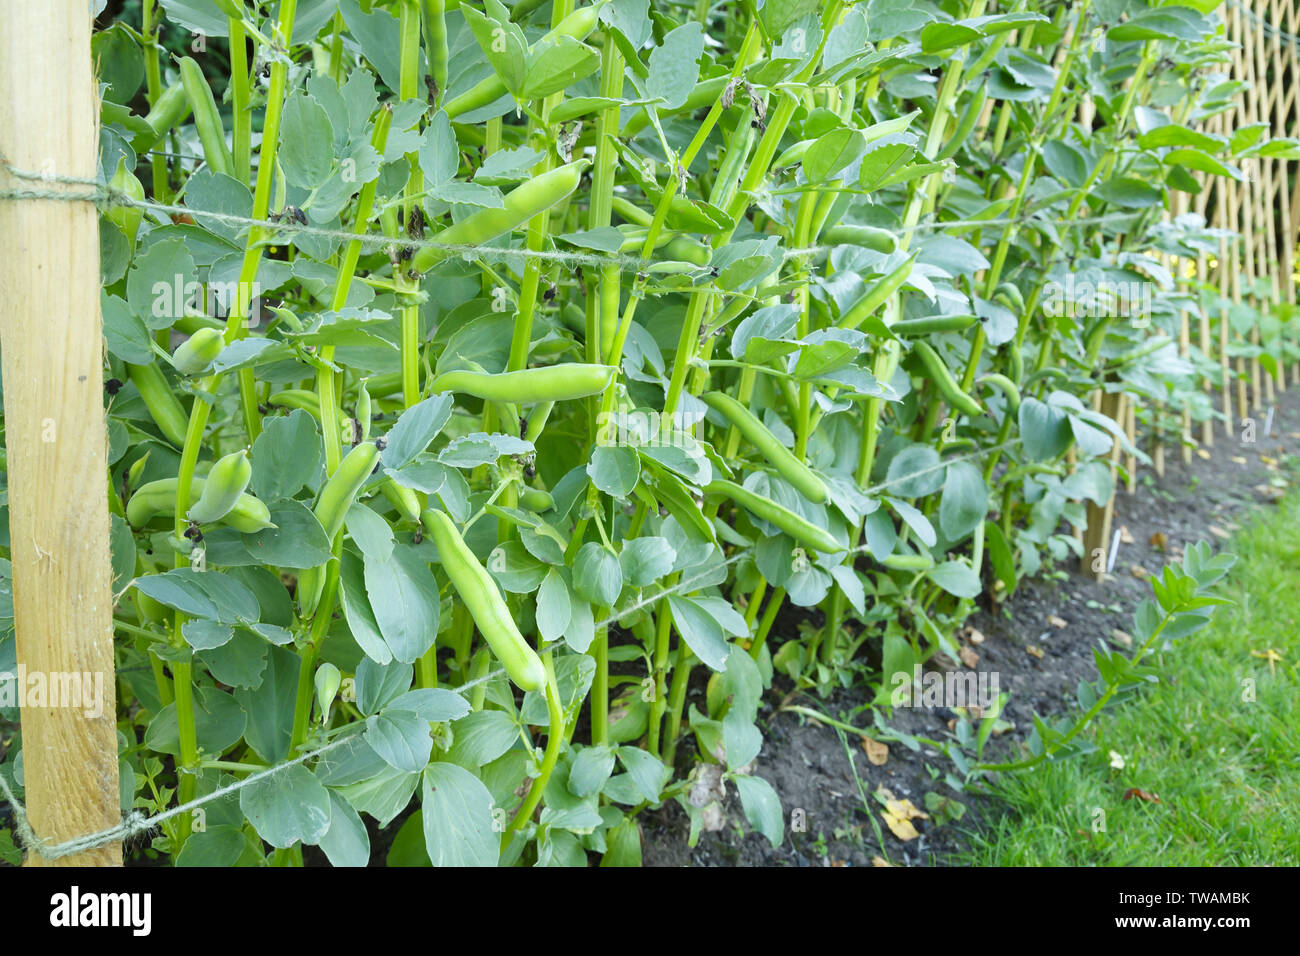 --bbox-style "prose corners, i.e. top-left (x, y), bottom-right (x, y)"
top-left (1078, 0), bottom-right (1300, 577)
